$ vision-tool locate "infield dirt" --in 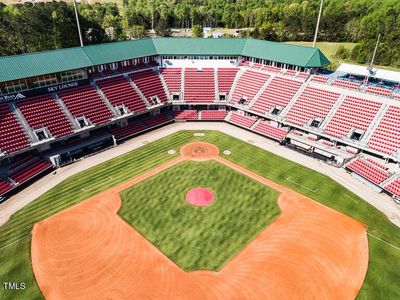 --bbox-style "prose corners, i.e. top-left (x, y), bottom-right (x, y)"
top-left (31, 142), bottom-right (368, 299)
